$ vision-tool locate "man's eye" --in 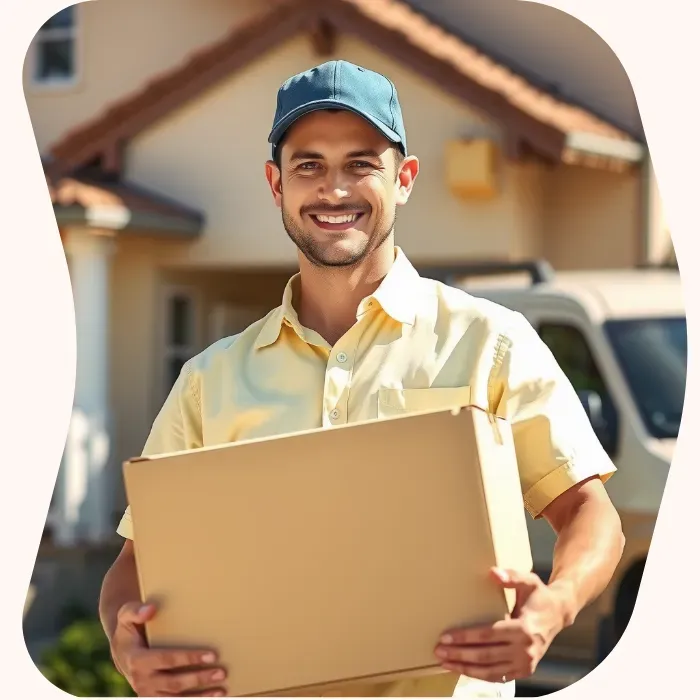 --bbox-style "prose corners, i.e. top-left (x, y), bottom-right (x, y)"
top-left (349, 161), bottom-right (374, 169)
top-left (298, 162), bottom-right (320, 170)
